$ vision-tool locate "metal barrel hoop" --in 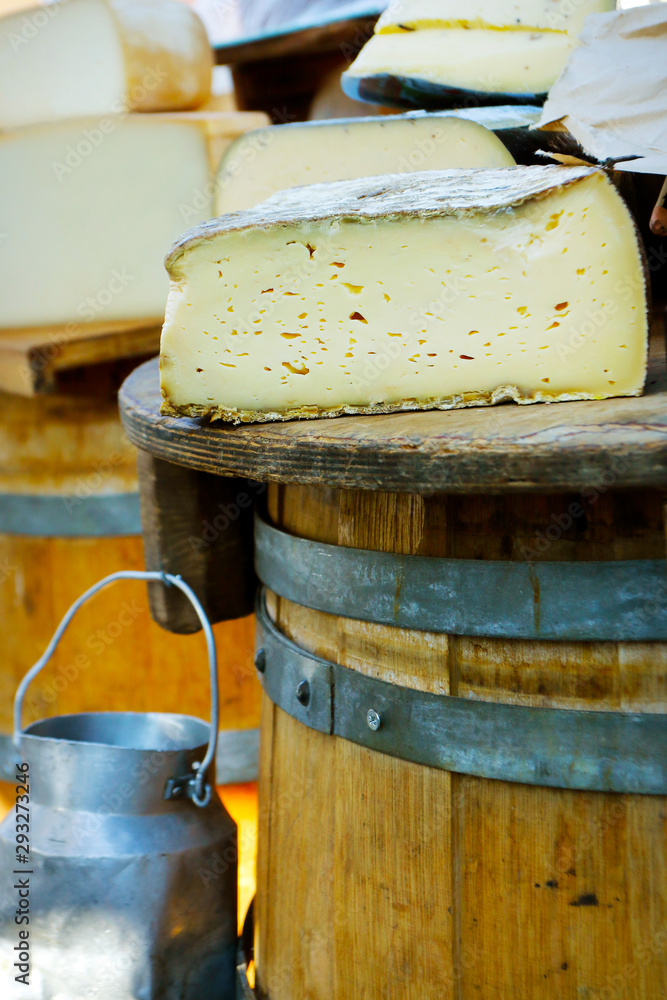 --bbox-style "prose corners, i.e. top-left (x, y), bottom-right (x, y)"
top-left (12, 570), bottom-right (219, 808)
top-left (255, 589), bottom-right (667, 796)
top-left (0, 491), bottom-right (142, 538)
top-left (254, 512), bottom-right (667, 642)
